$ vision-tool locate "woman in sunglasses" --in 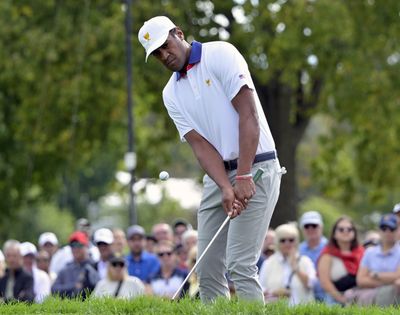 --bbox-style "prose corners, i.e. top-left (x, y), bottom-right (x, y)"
top-left (317, 216), bottom-right (364, 305)
top-left (149, 241), bottom-right (189, 298)
top-left (92, 255), bottom-right (144, 299)
top-left (259, 224), bottom-right (316, 305)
